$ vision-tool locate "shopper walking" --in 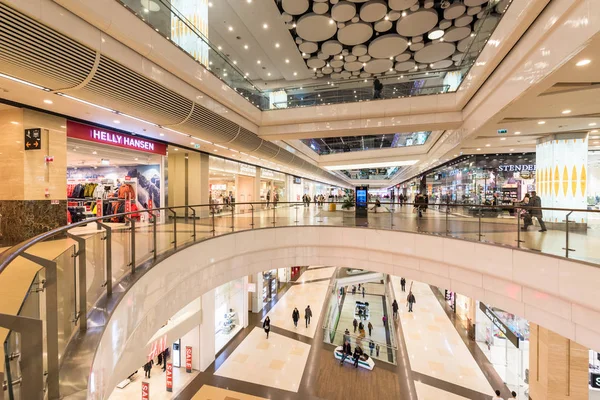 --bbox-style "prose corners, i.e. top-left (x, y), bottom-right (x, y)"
top-left (400, 277), bottom-right (406, 292)
top-left (392, 299), bottom-right (399, 319)
top-left (382, 315), bottom-right (388, 327)
top-left (376, 344), bottom-right (380, 357)
top-left (266, 190), bottom-right (271, 208)
top-left (492, 390), bottom-right (503, 400)
top-left (143, 360), bottom-right (153, 378)
top-left (407, 291), bottom-right (416, 313)
top-left (527, 191), bottom-right (547, 232)
top-left (162, 348), bottom-right (169, 372)
top-left (358, 321), bottom-right (364, 332)
top-left (292, 307), bottom-right (300, 328)
top-left (362, 286), bottom-right (365, 298)
top-left (353, 318), bottom-right (358, 333)
top-left (373, 76), bottom-right (383, 99)
top-left (369, 340), bottom-right (375, 356)
top-left (352, 285), bottom-right (356, 296)
top-left (367, 321), bottom-right (373, 336)
top-left (263, 316), bottom-right (271, 338)
top-left (343, 328), bottom-right (351, 344)
top-left (305, 305), bottom-right (312, 328)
